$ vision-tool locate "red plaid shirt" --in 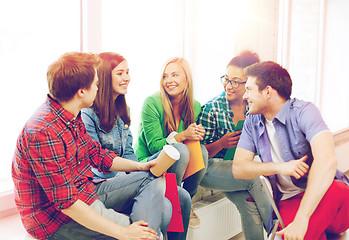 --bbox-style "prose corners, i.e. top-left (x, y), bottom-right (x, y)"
top-left (12, 95), bottom-right (117, 239)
